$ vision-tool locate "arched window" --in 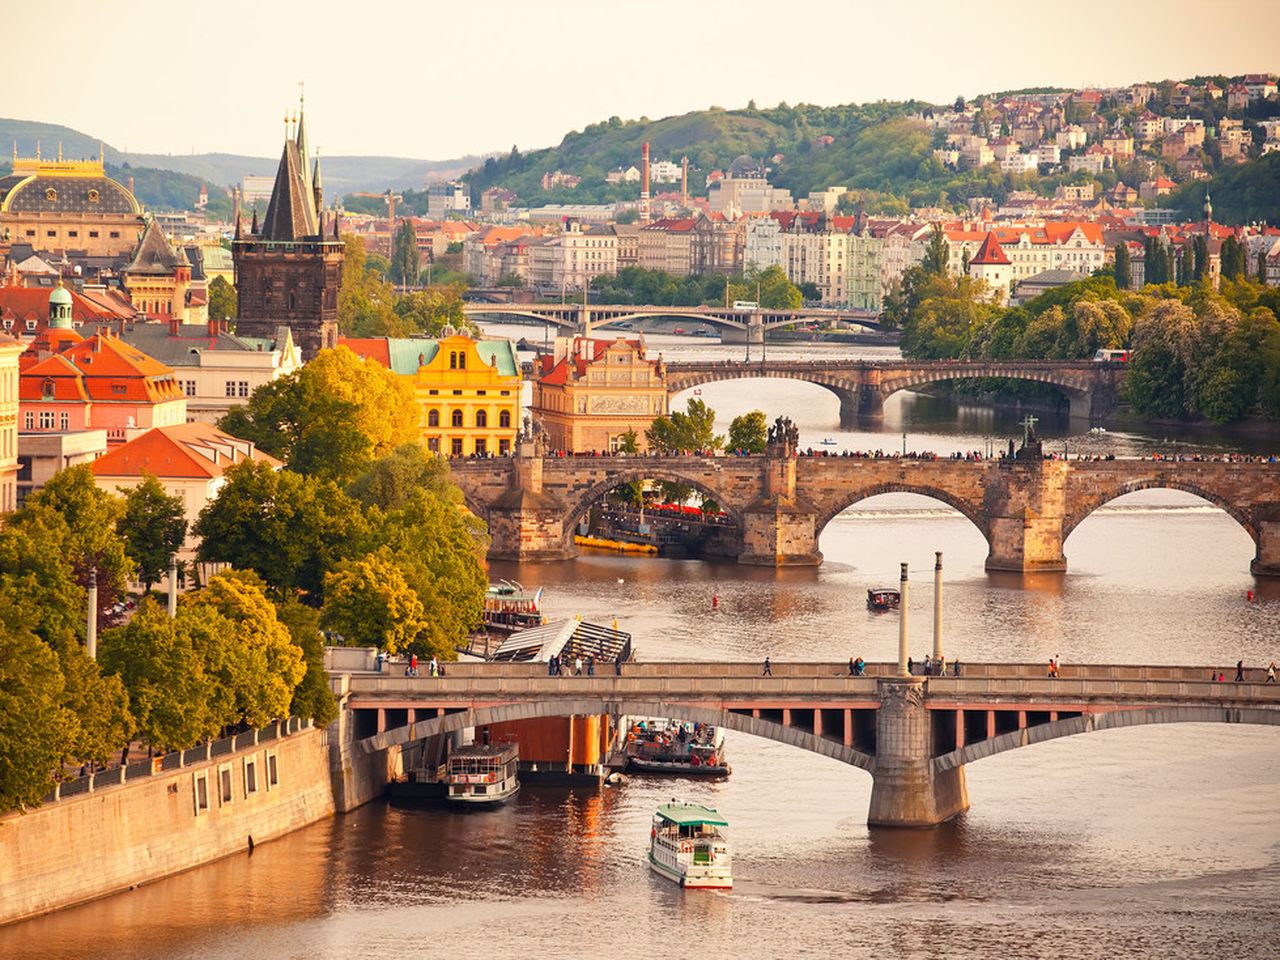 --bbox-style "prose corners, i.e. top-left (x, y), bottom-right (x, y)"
top-left (449, 352), bottom-right (458, 370)
top-left (499, 410), bottom-right (511, 429)
top-left (451, 409), bottom-right (464, 428)
top-left (458, 352), bottom-right (466, 370)
top-left (475, 409), bottom-right (488, 428)
top-left (427, 409), bottom-right (440, 427)
top-left (41, 378), bottom-right (55, 400)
